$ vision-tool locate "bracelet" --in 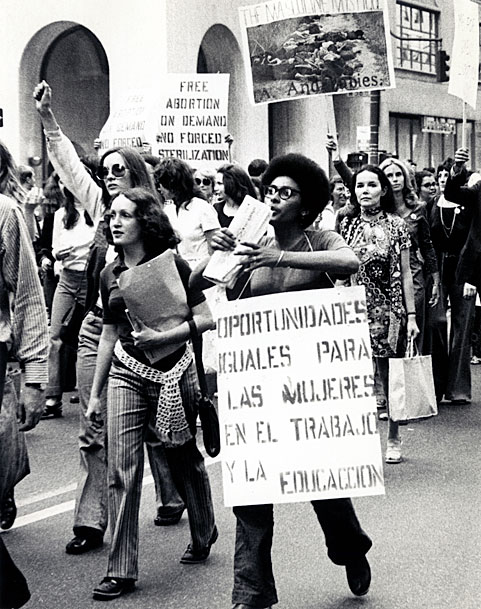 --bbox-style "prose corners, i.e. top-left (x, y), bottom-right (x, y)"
top-left (275, 251), bottom-right (285, 268)
top-left (407, 312), bottom-right (416, 316)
